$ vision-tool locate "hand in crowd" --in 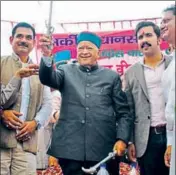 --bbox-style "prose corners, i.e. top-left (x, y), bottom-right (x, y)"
top-left (16, 120), bottom-right (37, 142)
top-left (1, 110), bottom-right (23, 130)
top-left (48, 156), bottom-right (59, 167)
top-left (164, 145), bottom-right (172, 167)
top-left (127, 143), bottom-right (137, 162)
top-left (15, 64), bottom-right (39, 78)
top-left (50, 111), bottom-right (59, 124)
top-left (113, 140), bottom-right (127, 157)
top-left (38, 35), bottom-right (53, 57)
